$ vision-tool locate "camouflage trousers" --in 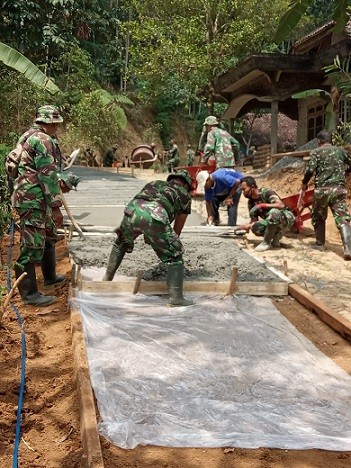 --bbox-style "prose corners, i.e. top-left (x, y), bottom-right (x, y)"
top-left (252, 208), bottom-right (295, 237)
top-left (16, 208), bottom-right (57, 266)
top-left (115, 199), bottom-right (183, 264)
top-left (312, 187), bottom-right (351, 229)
